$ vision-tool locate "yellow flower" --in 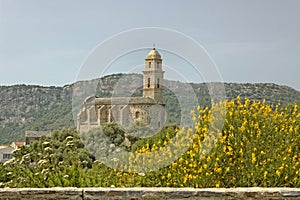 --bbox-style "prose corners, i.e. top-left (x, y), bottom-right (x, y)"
top-left (239, 148), bottom-right (244, 156)
top-left (215, 167), bottom-right (222, 173)
top-left (225, 167), bottom-right (230, 172)
top-left (252, 153), bottom-right (257, 164)
top-left (167, 173), bottom-right (171, 178)
top-left (263, 171), bottom-right (268, 179)
top-left (207, 156), bottom-right (211, 162)
top-left (276, 170), bottom-right (281, 177)
top-left (198, 167), bottom-right (203, 173)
